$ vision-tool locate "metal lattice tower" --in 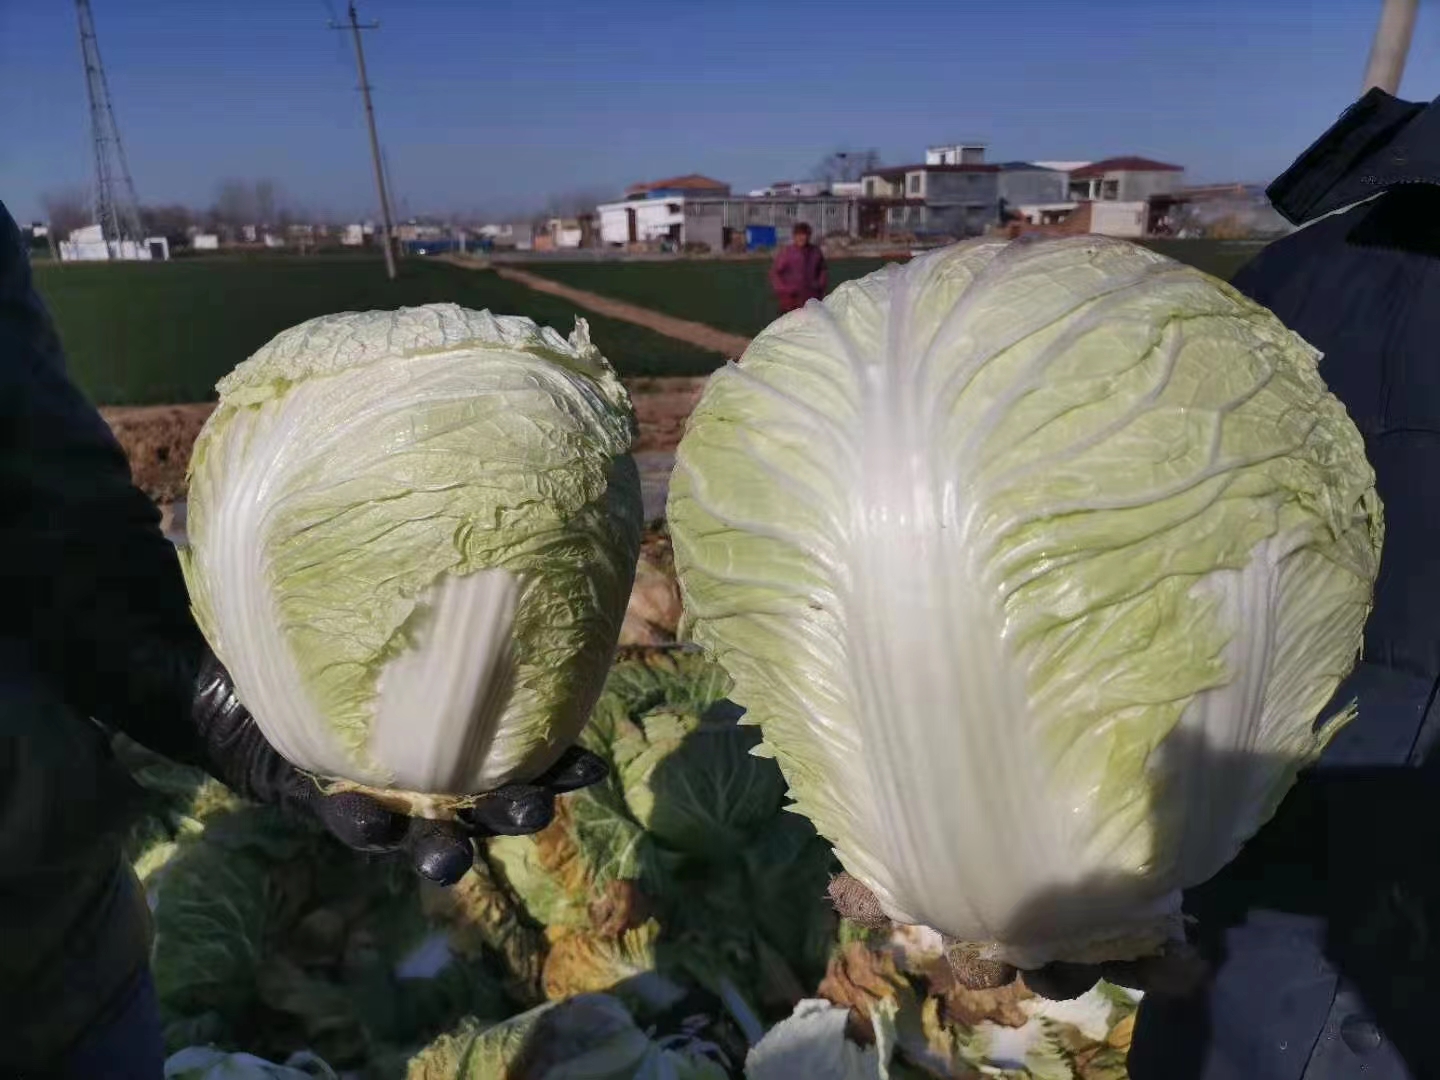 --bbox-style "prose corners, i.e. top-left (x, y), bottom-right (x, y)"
top-left (75, 0), bottom-right (144, 257)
